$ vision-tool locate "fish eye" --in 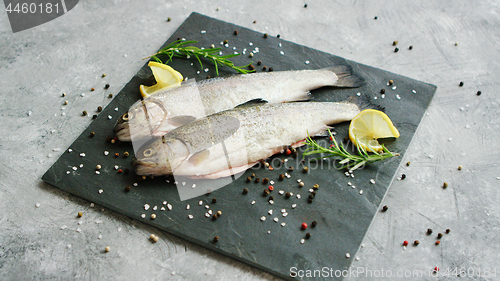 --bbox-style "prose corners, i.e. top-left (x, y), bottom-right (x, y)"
top-left (143, 148), bottom-right (155, 157)
top-left (122, 112), bottom-right (133, 121)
